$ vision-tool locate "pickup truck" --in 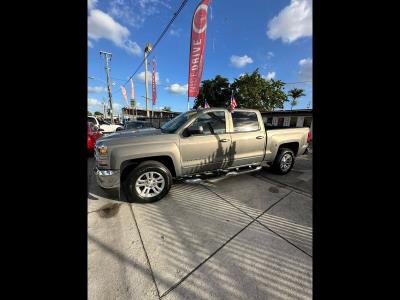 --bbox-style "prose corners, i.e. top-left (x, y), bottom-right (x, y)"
top-left (88, 116), bottom-right (124, 134)
top-left (94, 108), bottom-right (310, 203)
